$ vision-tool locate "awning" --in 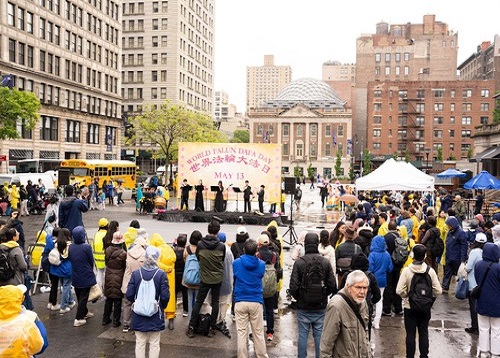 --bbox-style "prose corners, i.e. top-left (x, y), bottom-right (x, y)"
top-left (471, 146), bottom-right (500, 162)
